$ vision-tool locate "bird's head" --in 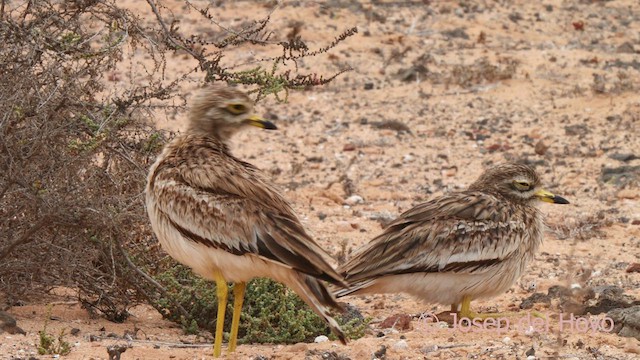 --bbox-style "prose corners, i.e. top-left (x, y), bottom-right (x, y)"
top-left (187, 84), bottom-right (277, 140)
top-left (468, 163), bottom-right (570, 205)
